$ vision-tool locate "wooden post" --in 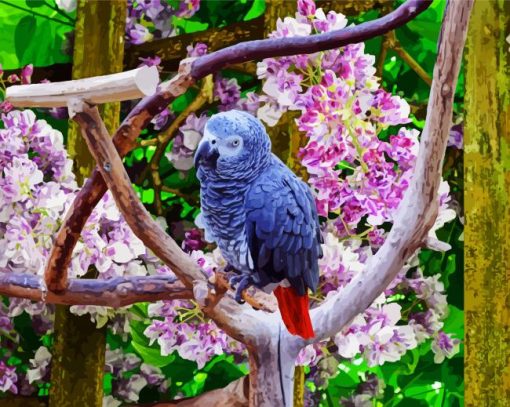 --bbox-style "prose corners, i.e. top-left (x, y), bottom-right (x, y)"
top-left (464, 0), bottom-right (510, 404)
top-left (48, 1), bottom-right (126, 407)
